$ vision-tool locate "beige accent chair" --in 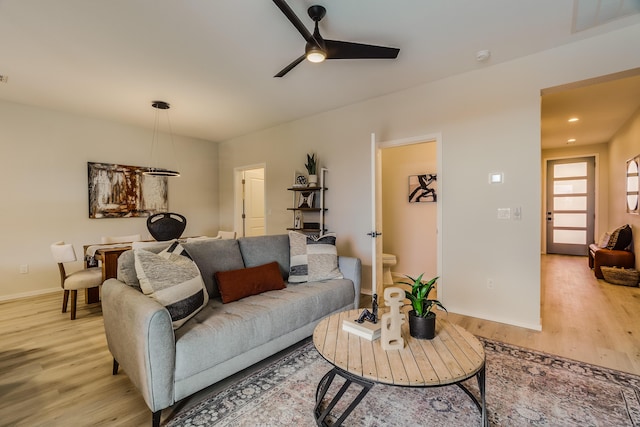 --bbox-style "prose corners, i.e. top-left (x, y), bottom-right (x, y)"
top-left (50, 241), bottom-right (103, 320)
top-left (101, 234), bottom-right (142, 244)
